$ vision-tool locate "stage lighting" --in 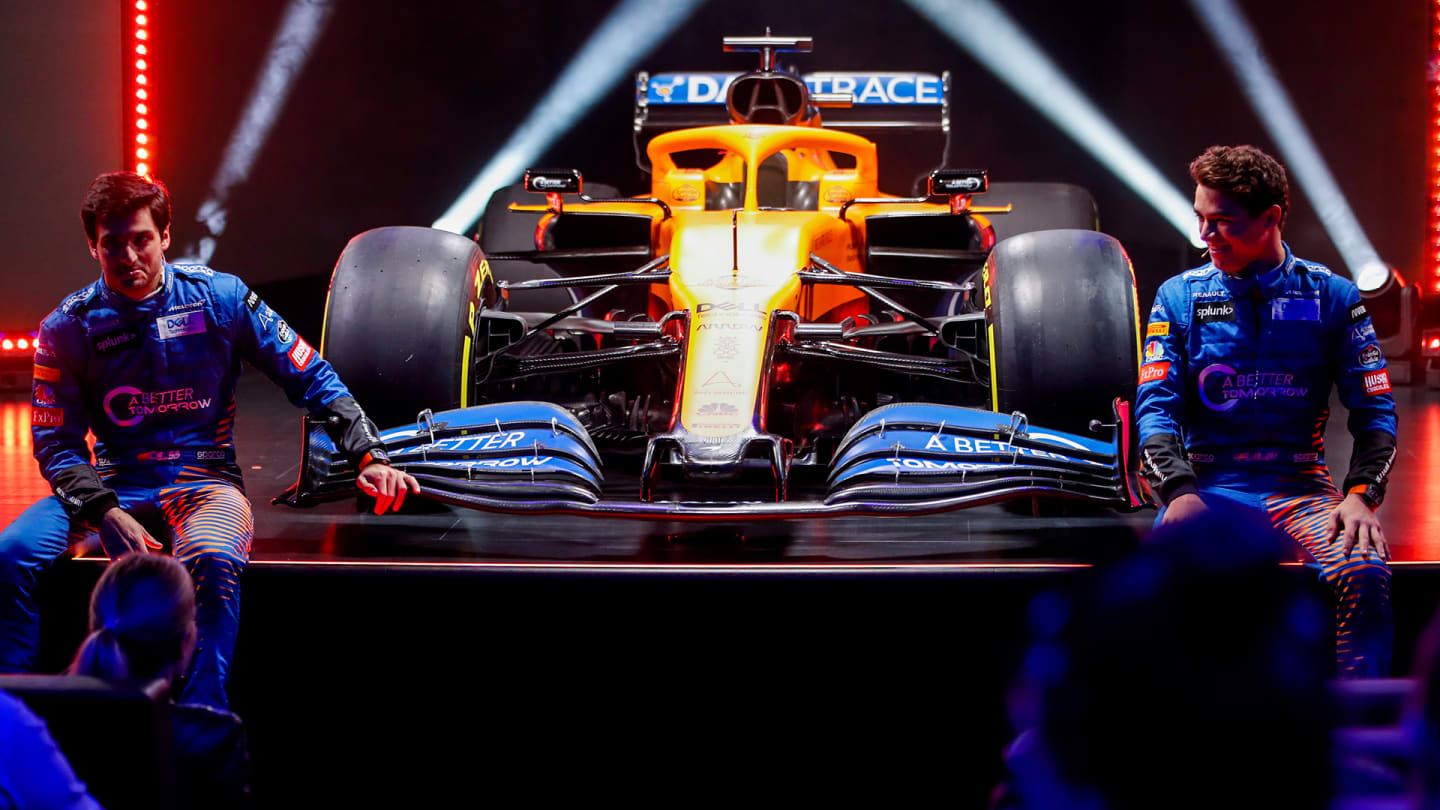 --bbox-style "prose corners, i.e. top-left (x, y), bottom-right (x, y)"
top-left (902, 0), bottom-right (1205, 249)
top-left (431, 0), bottom-right (705, 235)
top-left (1422, 329), bottom-right (1440, 357)
top-left (184, 0), bottom-right (336, 263)
top-left (1188, 0), bottom-right (1386, 286)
